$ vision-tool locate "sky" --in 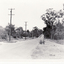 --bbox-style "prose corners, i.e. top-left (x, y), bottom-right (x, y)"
top-left (0, 0), bottom-right (64, 31)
